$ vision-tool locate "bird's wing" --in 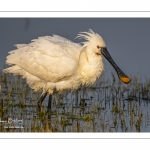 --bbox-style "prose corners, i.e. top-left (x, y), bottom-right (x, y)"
top-left (6, 35), bottom-right (82, 82)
